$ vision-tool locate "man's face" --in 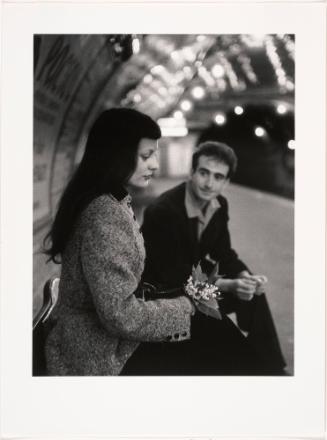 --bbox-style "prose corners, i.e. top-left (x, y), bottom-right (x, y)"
top-left (190, 155), bottom-right (230, 202)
